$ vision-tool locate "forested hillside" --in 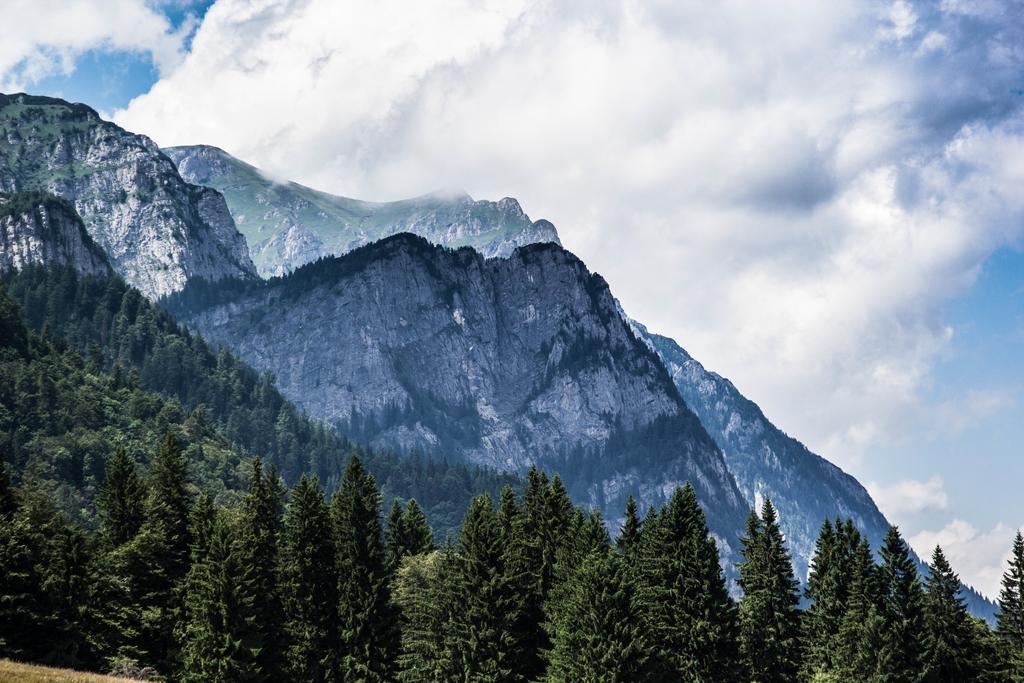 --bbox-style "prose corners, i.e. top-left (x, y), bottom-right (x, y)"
top-left (0, 268), bottom-right (517, 536)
